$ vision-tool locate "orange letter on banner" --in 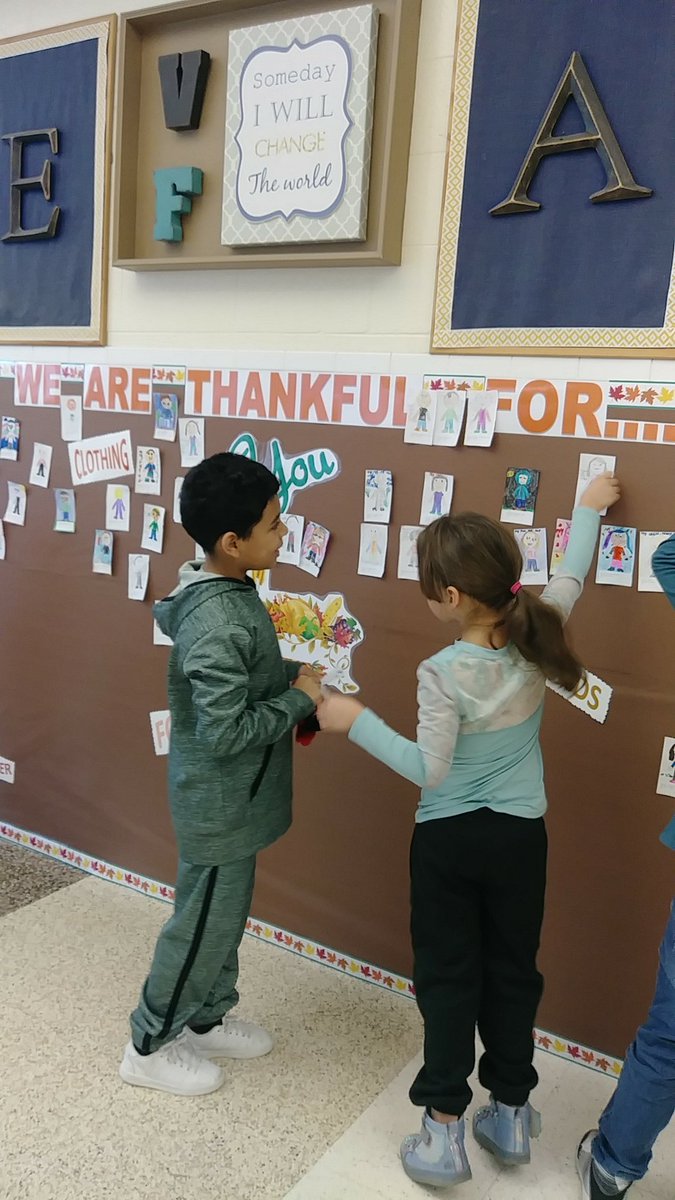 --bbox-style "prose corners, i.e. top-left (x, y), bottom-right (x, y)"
top-left (85, 367), bottom-right (107, 410)
top-left (212, 370), bottom-right (238, 417)
top-left (300, 374), bottom-right (330, 422)
top-left (131, 368), bottom-right (151, 414)
top-left (392, 377), bottom-right (407, 426)
top-left (269, 373), bottom-right (297, 421)
top-left (240, 372), bottom-right (267, 418)
top-left (188, 369), bottom-right (211, 415)
top-left (360, 376), bottom-right (388, 426)
top-left (109, 367), bottom-right (129, 411)
top-left (562, 381), bottom-right (604, 438)
top-left (43, 365), bottom-right (60, 405)
top-left (331, 375), bottom-right (357, 423)
top-left (517, 380), bottom-right (558, 433)
top-left (15, 363), bottom-right (42, 405)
